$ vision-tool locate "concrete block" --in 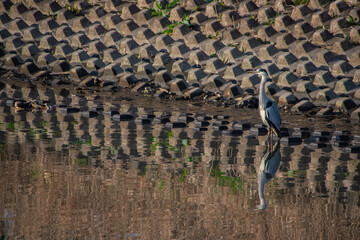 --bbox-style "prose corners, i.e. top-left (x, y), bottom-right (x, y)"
top-left (188, 49), bottom-right (209, 66)
top-left (102, 48), bottom-right (122, 63)
top-left (291, 100), bottom-right (316, 113)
